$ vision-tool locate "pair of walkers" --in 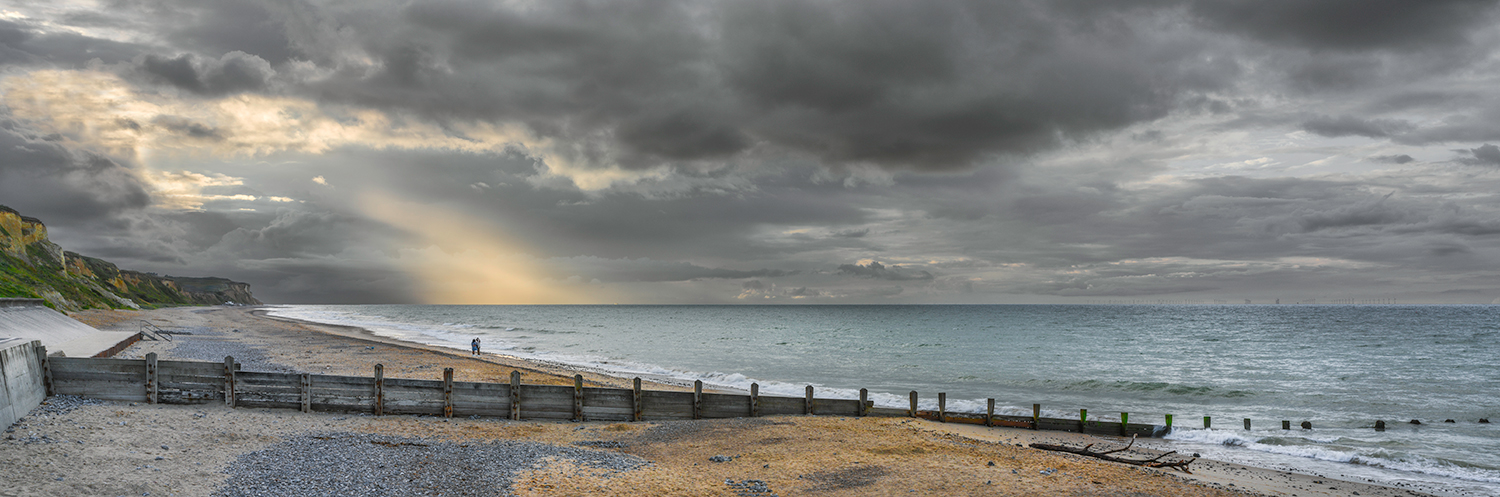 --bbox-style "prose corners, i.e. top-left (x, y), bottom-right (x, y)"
top-left (471, 337), bottom-right (481, 355)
